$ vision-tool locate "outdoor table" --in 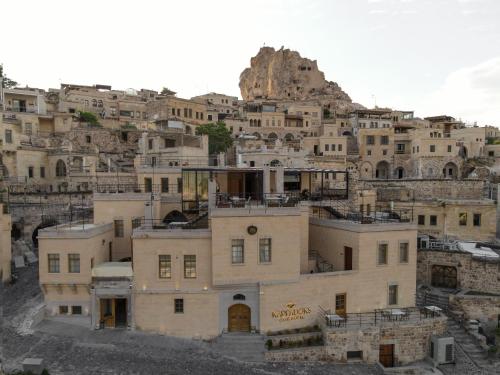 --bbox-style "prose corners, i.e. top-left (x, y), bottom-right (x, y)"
top-left (425, 305), bottom-right (442, 317)
top-left (325, 314), bottom-right (345, 327)
top-left (389, 309), bottom-right (406, 321)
